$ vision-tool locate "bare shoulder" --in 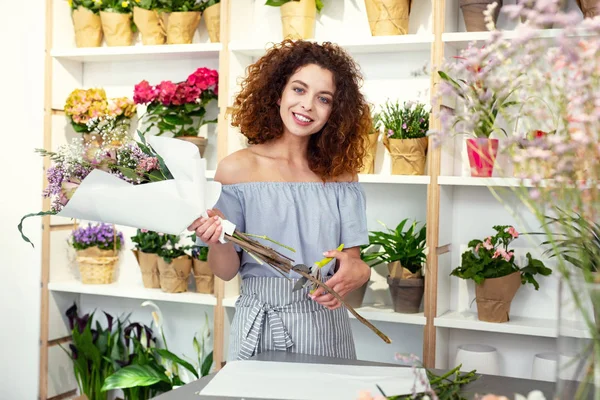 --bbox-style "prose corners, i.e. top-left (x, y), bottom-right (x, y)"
top-left (331, 172), bottom-right (358, 183)
top-left (214, 148), bottom-right (257, 184)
